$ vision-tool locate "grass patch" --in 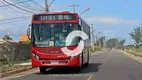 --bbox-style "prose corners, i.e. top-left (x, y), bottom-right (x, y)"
top-left (0, 59), bottom-right (31, 73)
top-left (0, 59), bottom-right (8, 67)
top-left (126, 50), bottom-right (142, 57)
top-left (12, 59), bottom-right (31, 64)
top-left (0, 65), bottom-right (30, 73)
top-left (91, 46), bottom-right (103, 52)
